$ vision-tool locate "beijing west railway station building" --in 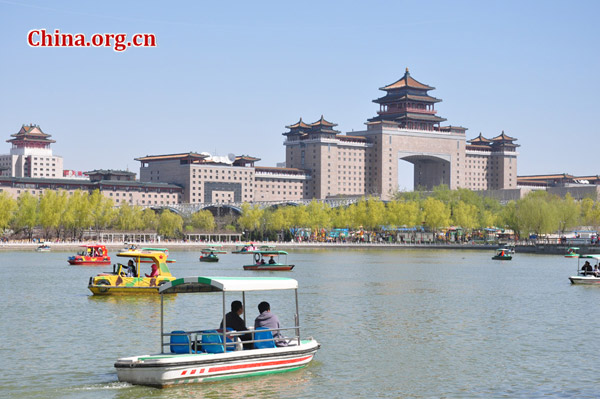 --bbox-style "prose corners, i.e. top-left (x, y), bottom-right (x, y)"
top-left (136, 69), bottom-right (520, 203)
top-left (4, 70), bottom-right (599, 205)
